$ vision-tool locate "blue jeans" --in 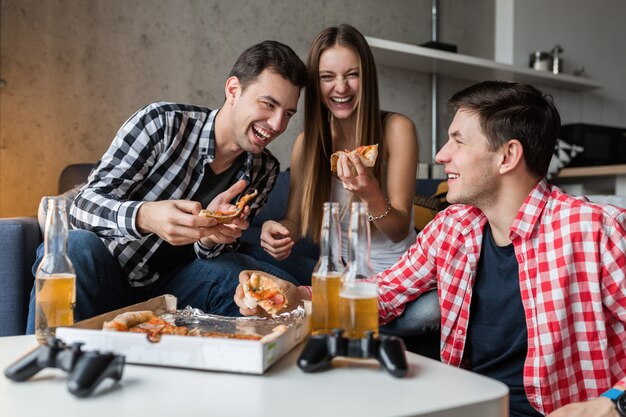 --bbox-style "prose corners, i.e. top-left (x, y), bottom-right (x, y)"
top-left (238, 243), bottom-right (316, 286)
top-left (380, 289), bottom-right (441, 337)
top-left (26, 230), bottom-right (309, 334)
